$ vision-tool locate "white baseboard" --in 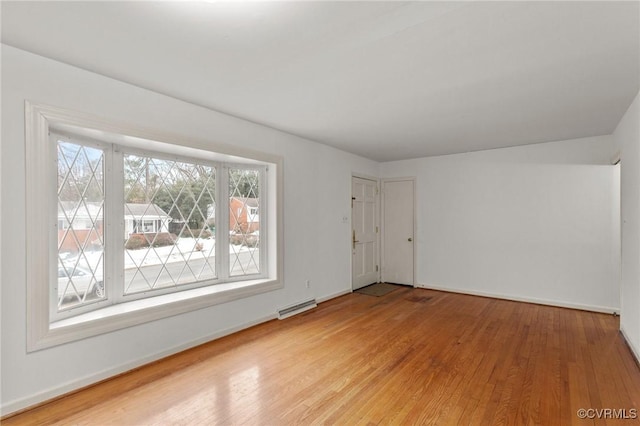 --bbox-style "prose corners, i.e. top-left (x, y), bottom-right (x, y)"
top-left (1, 313), bottom-right (277, 417)
top-left (620, 326), bottom-right (640, 365)
top-left (417, 284), bottom-right (620, 315)
top-left (316, 288), bottom-right (352, 304)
